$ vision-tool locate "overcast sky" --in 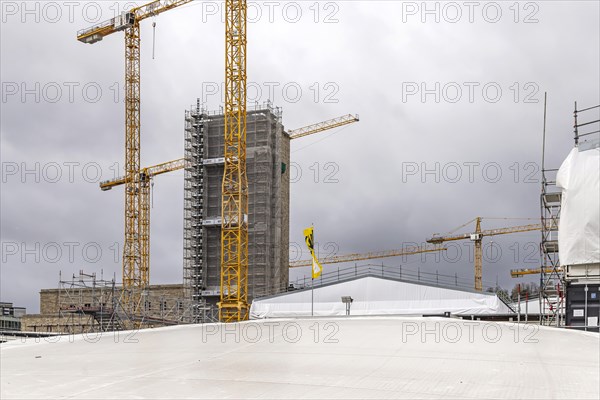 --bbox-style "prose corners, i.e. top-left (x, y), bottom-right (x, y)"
top-left (1, 1), bottom-right (599, 312)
